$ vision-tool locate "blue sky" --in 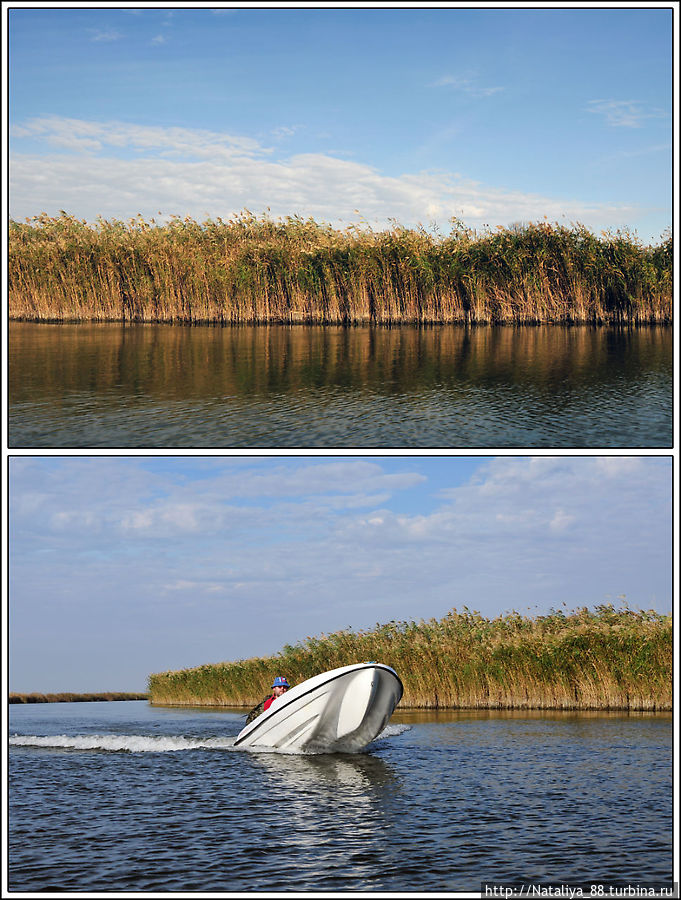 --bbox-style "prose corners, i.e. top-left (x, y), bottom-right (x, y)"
top-left (7, 5), bottom-right (672, 243)
top-left (9, 456), bottom-right (672, 693)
